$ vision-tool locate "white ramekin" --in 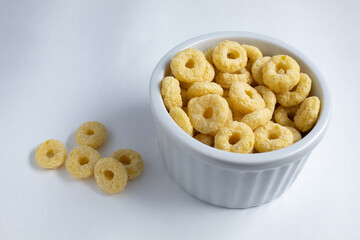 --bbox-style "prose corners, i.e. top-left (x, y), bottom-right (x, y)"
top-left (149, 31), bottom-right (331, 208)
